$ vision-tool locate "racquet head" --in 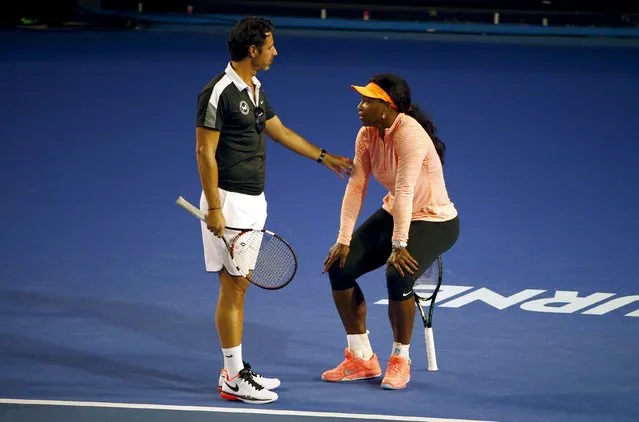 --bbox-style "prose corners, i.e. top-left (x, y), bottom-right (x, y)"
top-left (229, 229), bottom-right (297, 290)
top-left (414, 256), bottom-right (443, 304)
